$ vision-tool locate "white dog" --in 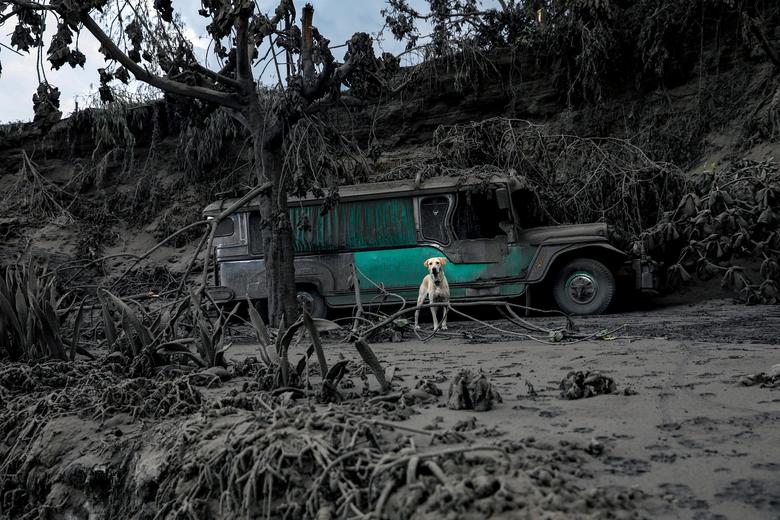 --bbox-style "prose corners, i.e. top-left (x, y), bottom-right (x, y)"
top-left (415, 257), bottom-right (451, 330)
